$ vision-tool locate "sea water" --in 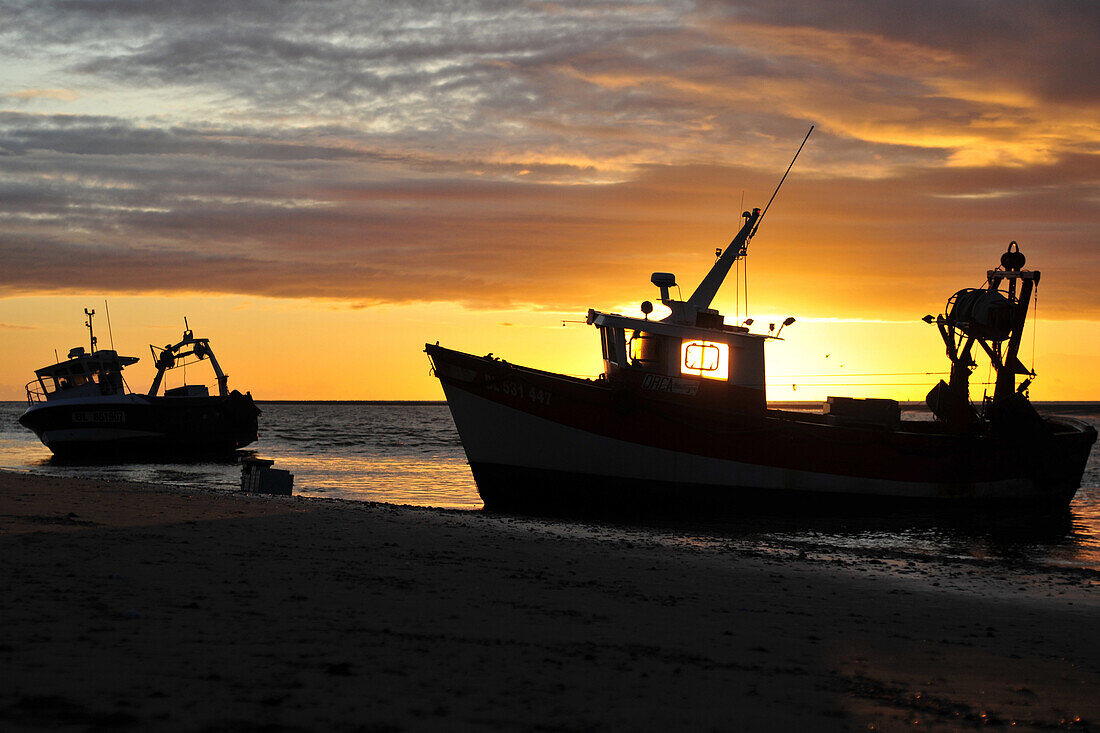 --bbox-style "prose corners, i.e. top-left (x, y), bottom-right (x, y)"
top-left (1, 401), bottom-right (1098, 571)
top-left (0, 401), bottom-right (476, 508)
